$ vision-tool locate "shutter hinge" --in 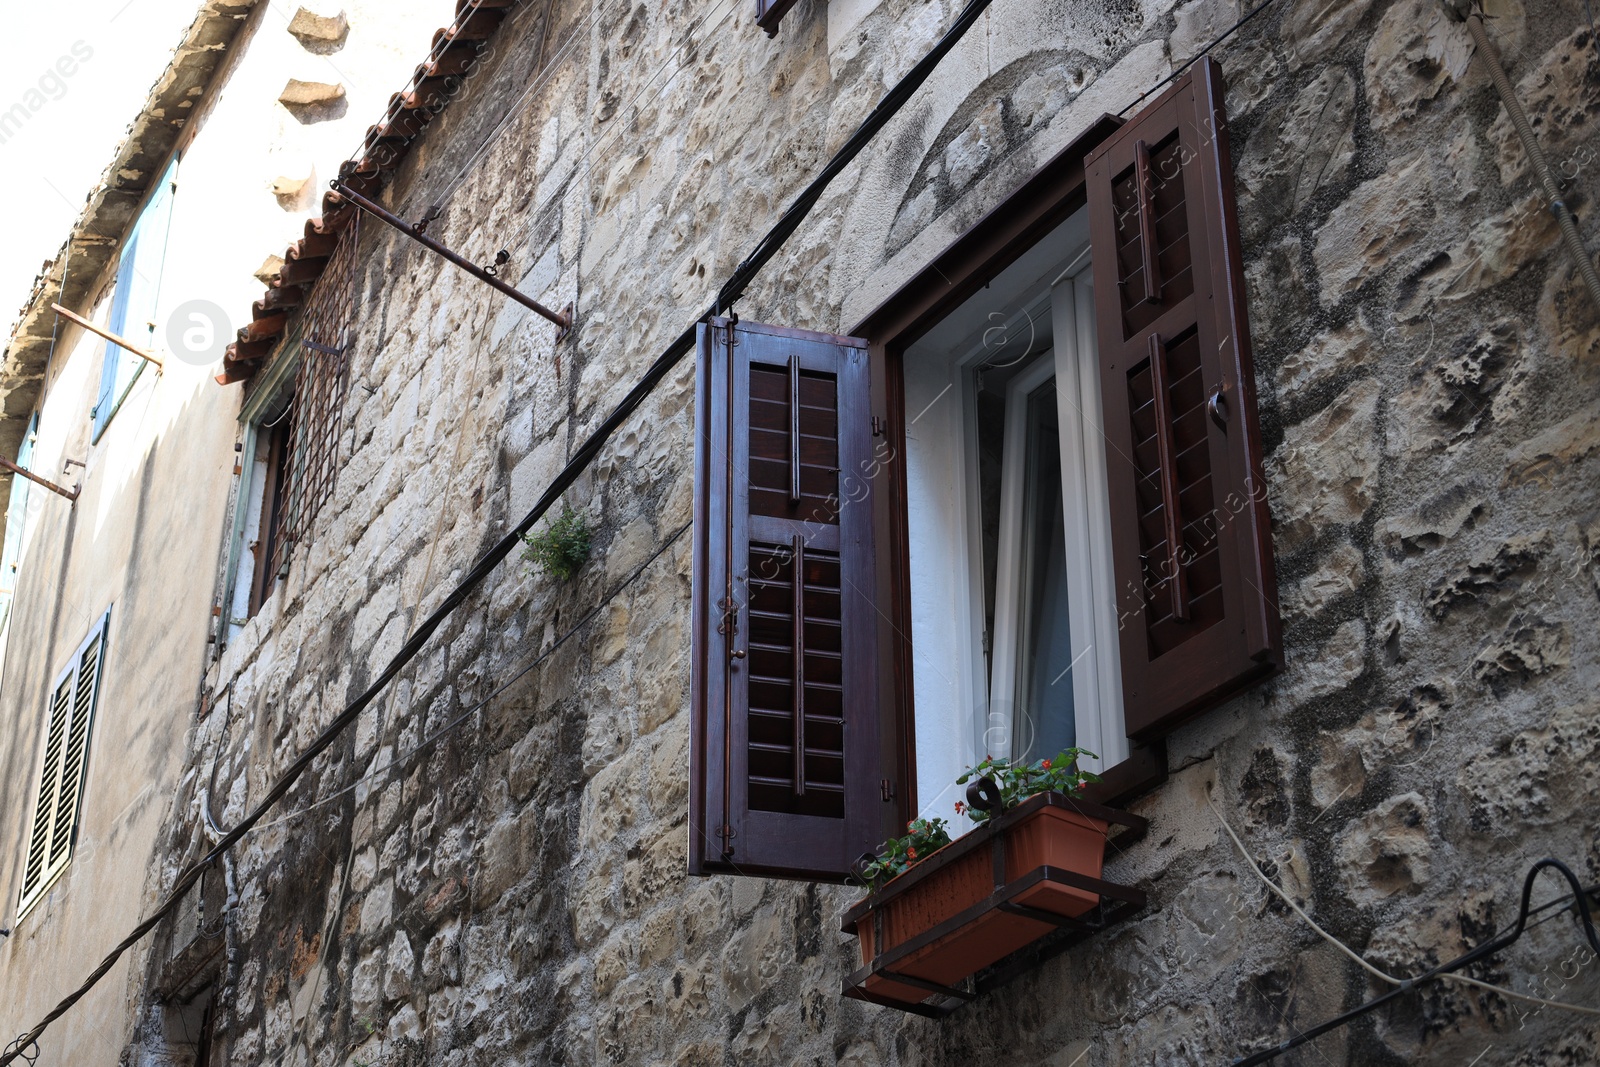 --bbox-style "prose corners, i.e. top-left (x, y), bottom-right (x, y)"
top-left (715, 824), bottom-right (736, 856)
top-left (880, 778), bottom-right (895, 802)
top-left (716, 596), bottom-right (740, 649)
top-left (871, 415), bottom-right (887, 437)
